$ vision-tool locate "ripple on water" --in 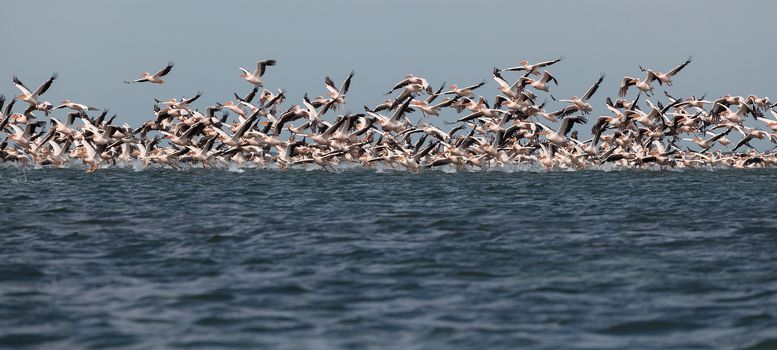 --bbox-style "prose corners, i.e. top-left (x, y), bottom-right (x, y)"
top-left (0, 264), bottom-right (45, 282)
top-left (0, 333), bottom-right (66, 348)
top-left (597, 319), bottom-right (704, 335)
